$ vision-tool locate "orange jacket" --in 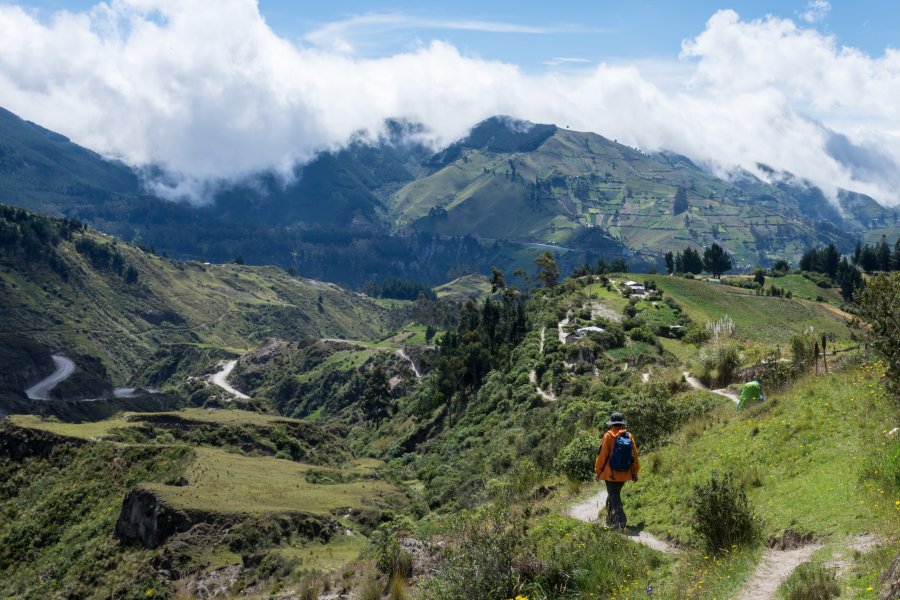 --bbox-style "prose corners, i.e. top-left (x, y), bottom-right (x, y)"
top-left (594, 427), bottom-right (640, 482)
